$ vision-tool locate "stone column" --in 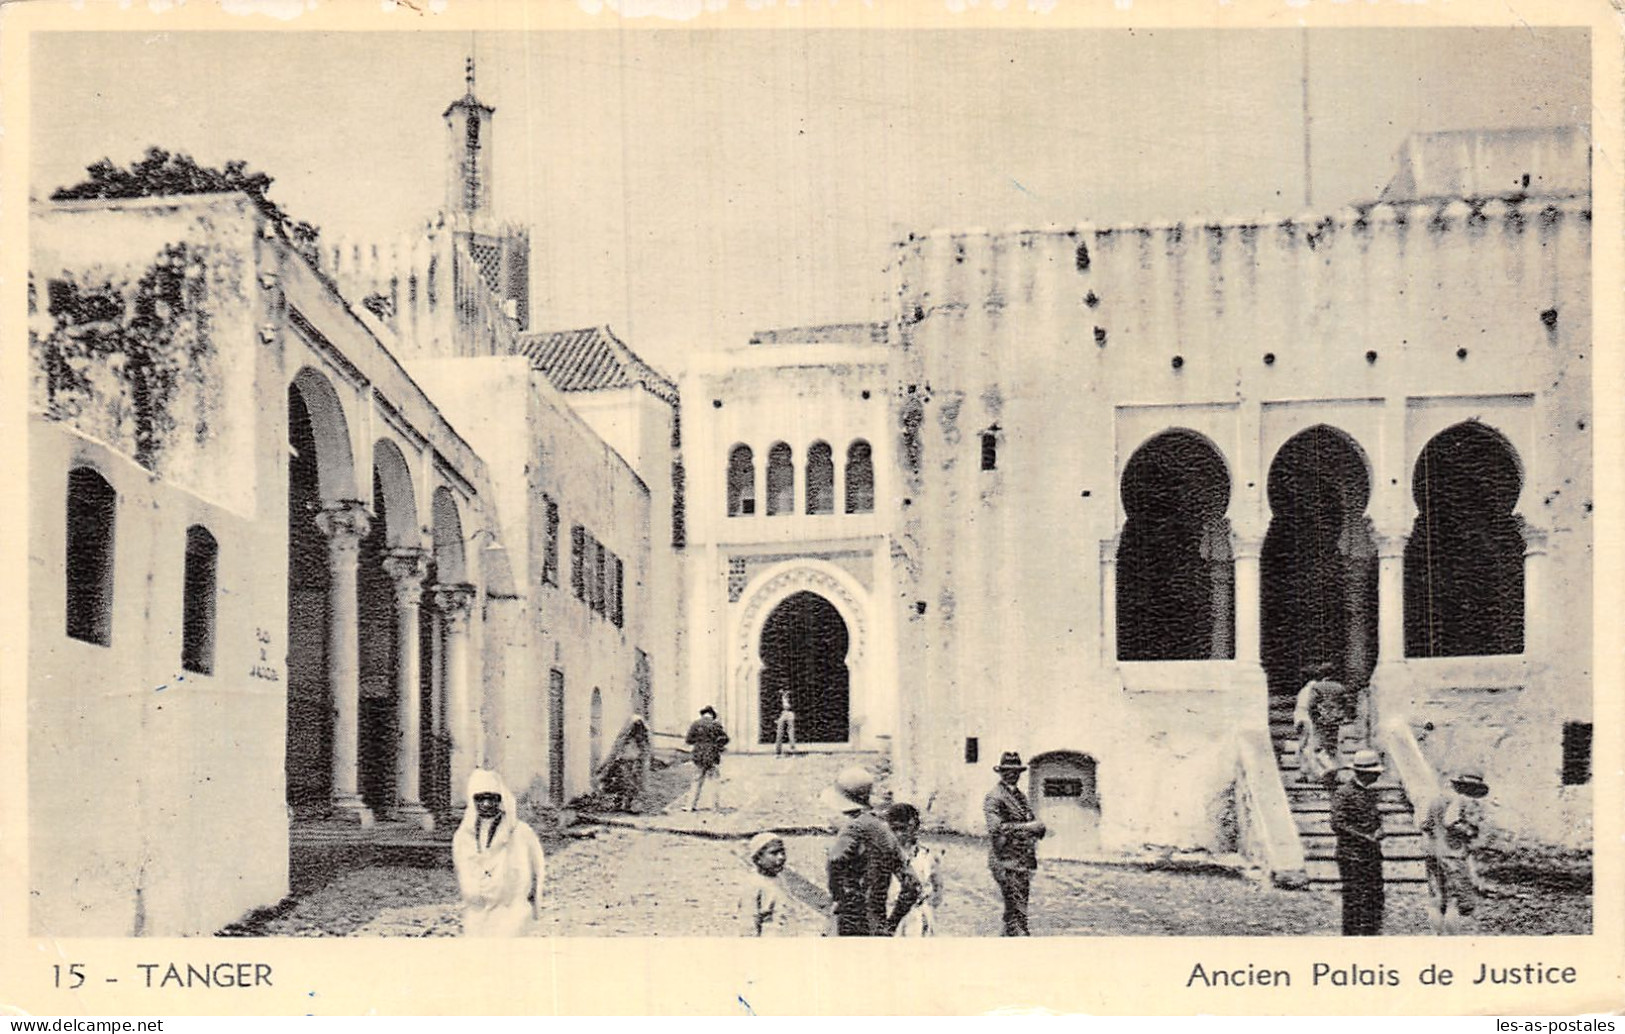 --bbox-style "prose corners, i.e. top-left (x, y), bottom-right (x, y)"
top-left (314, 500), bottom-right (373, 826)
top-left (431, 583), bottom-right (477, 807)
top-left (1232, 534), bottom-right (1263, 671)
top-left (384, 548), bottom-right (432, 829)
top-left (428, 606), bottom-right (447, 811)
top-left (1368, 530), bottom-right (1410, 721)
